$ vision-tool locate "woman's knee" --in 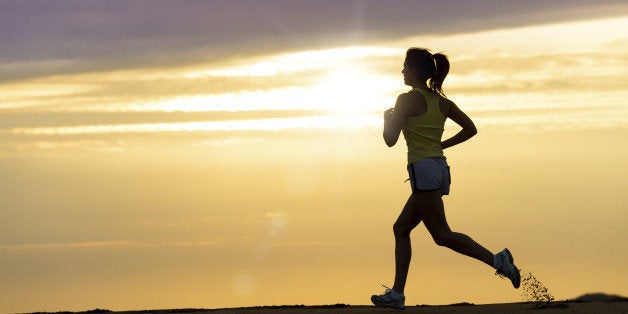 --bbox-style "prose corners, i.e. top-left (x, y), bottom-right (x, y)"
top-left (432, 232), bottom-right (452, 247)
top-left (393, 221), bottom-right (411, 238)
